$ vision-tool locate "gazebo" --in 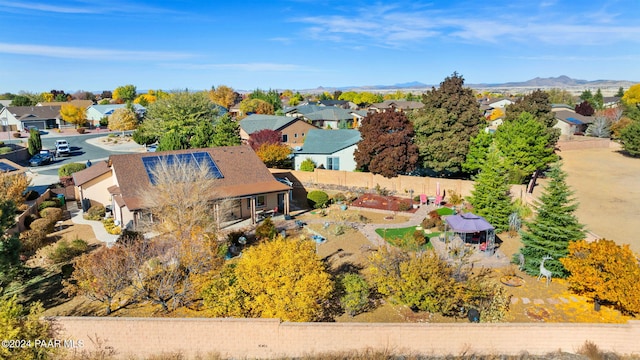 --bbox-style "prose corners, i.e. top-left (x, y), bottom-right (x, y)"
top-left (444, 212), bottom-right (495, 253)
